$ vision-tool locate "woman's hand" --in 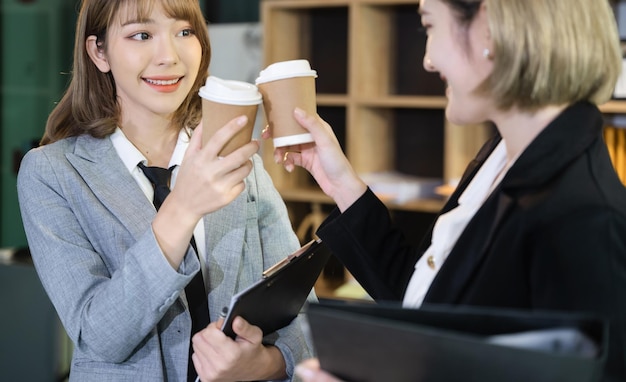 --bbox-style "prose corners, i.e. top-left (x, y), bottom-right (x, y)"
top-left (152, 116), bottom-right (259, 268)
top-left (263, 108), bottom-right (367, 212)
top-left (295, 358), bottom-right (345, 382)
top-left (191, 316), bottom-right (287, 382)
top-left (169, 116), bottom-right (259, 220)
